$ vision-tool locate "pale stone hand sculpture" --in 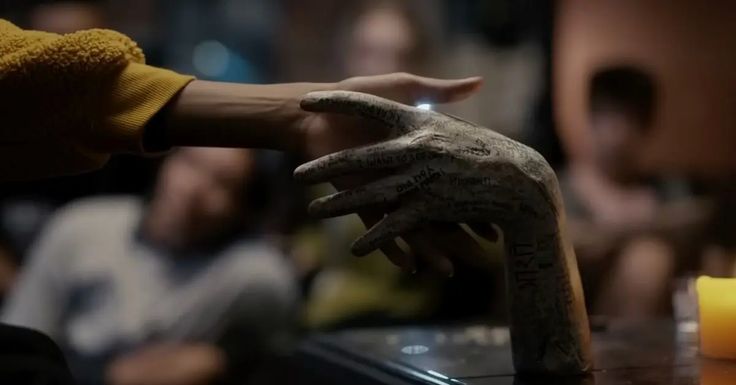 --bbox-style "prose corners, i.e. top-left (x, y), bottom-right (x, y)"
top-left (294, 90), bottom-right (592, 375)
